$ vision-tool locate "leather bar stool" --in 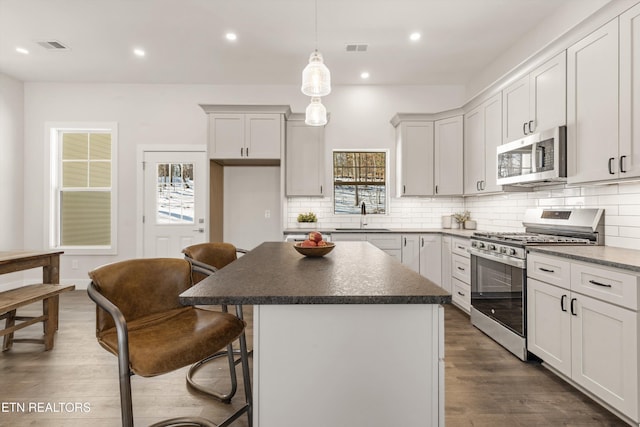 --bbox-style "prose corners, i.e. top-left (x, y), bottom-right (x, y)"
top-left (87, 258), bottom-right (252, 427)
